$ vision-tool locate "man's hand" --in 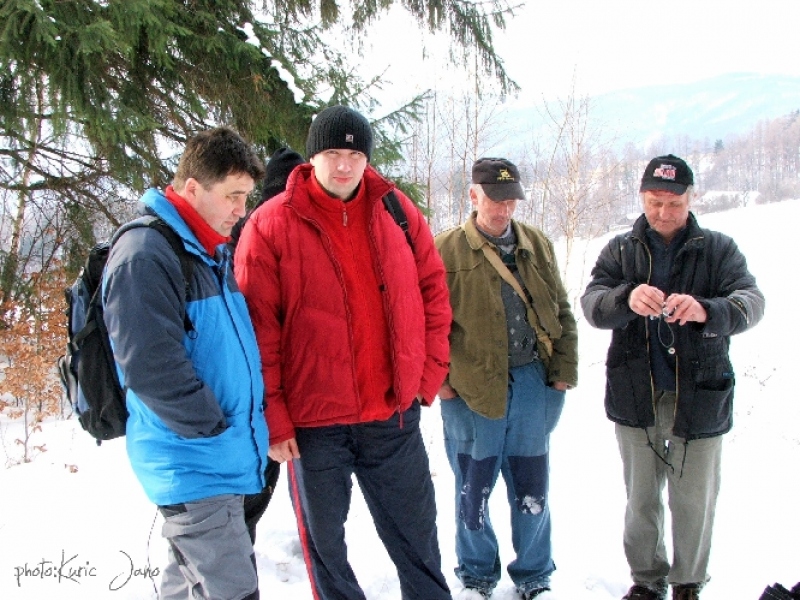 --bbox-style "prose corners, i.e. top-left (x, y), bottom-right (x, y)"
top-left (268, 439), bottom-right (300, 463)
top-left (551, 381), bottom-right (571, 392)
top-left (437, 382), bottom-right (458, 400)
top-left (628, 284), bottom-right (666, 318)
top-left (664, 293), bottom-right (707, 325)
